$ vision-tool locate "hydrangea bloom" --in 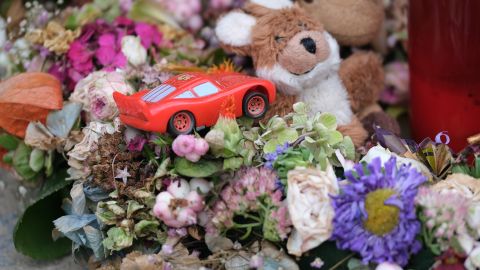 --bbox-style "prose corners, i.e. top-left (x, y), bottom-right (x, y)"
top-left (331, 157), bottom-right (426, 266)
